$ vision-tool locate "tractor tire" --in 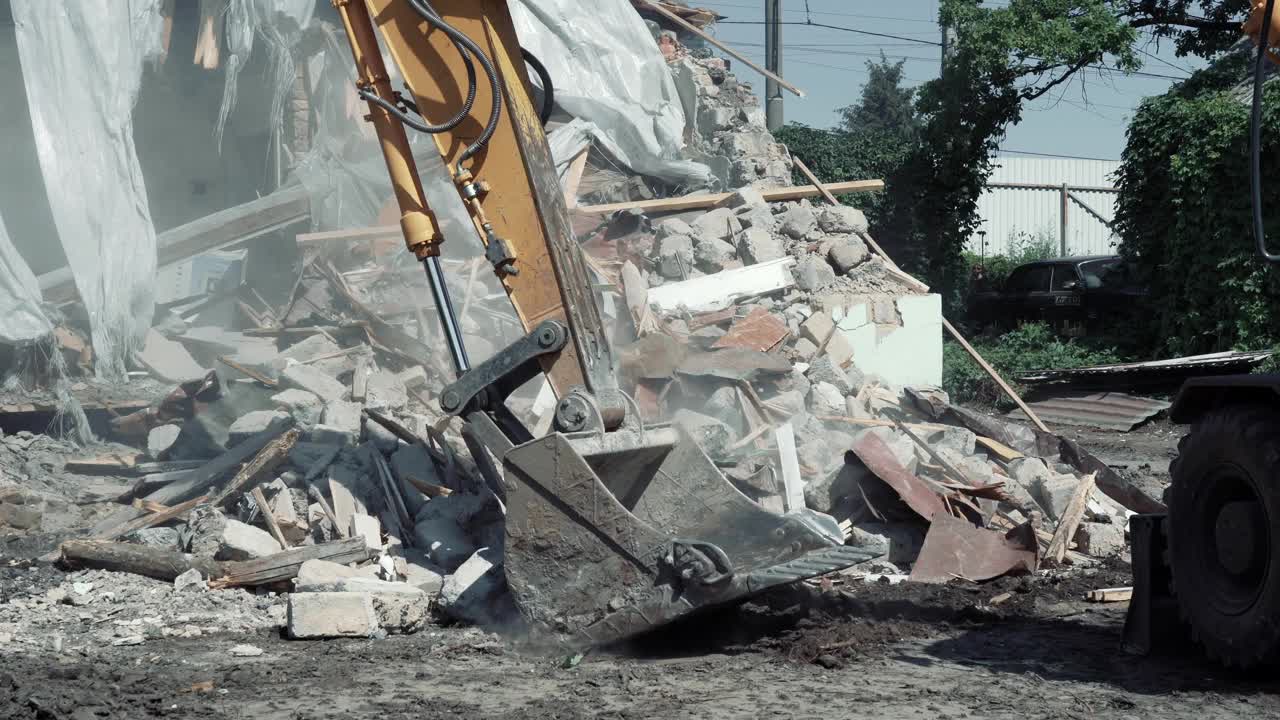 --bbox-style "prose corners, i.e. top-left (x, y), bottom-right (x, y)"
top-left (1168, 405), bottom-right (1280, 667)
